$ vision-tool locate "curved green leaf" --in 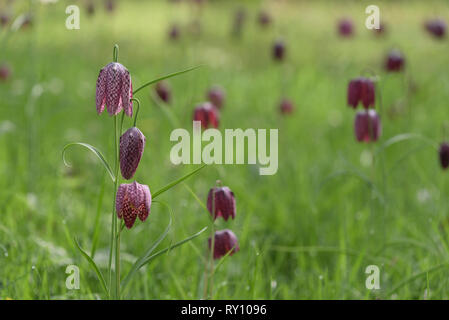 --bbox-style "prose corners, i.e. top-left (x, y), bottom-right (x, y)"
top-left (62, 142), bottom-right (115, 182)
top-left (74, 237), bottom-right (109, 296)
top-left (132, 65), bottom-right (203, 95)
top-left (121, 201), bottom-right (173, 290)
top-left (153, 165), bottom-right (206, 199)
